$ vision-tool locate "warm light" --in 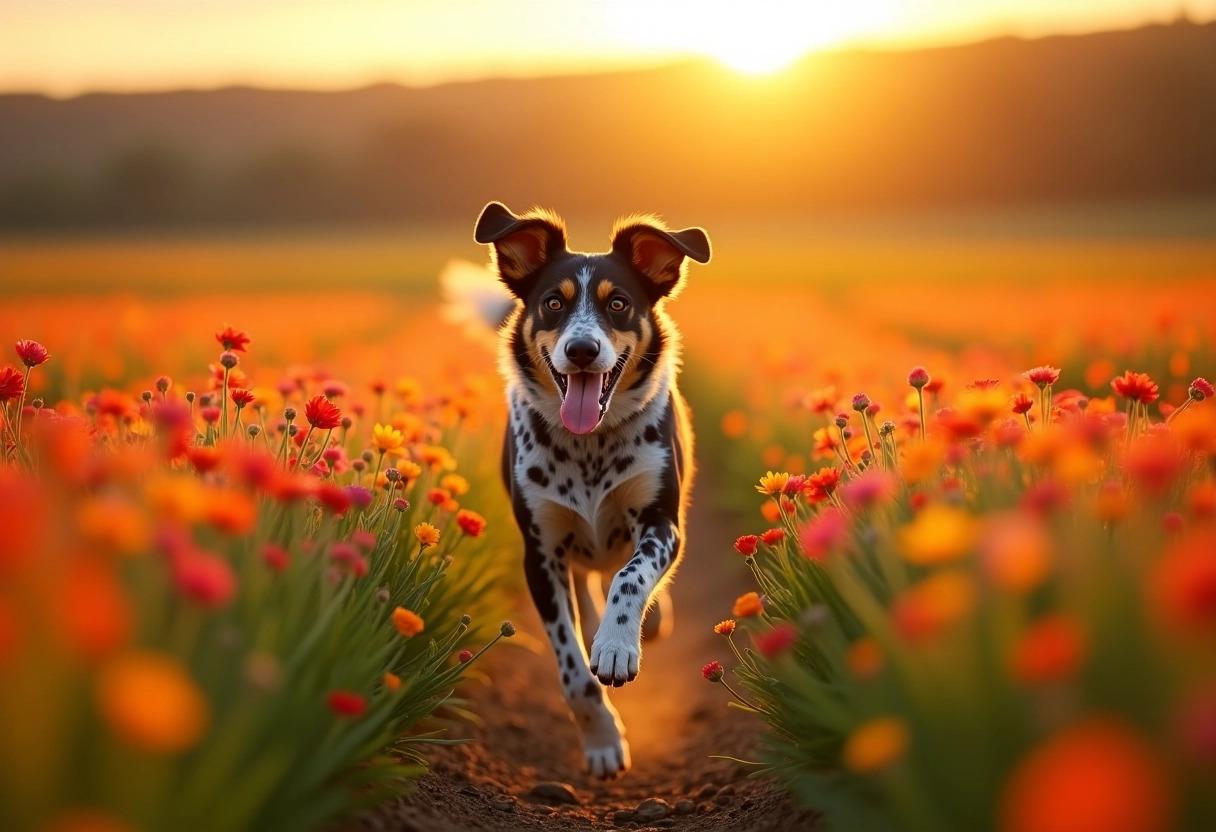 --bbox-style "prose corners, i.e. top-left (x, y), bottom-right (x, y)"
top-left (608, 0), bottom-right (897, 76)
